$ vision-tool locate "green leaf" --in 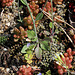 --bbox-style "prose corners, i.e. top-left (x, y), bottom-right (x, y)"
top-left (49, 22), bottom-right (53, 28)
top-left (49, 11), bottom-right (51, 14)
top-left (42, 73), bottom-right (44, 75)
top-left (35, 13), bottom-right (43, 21)
top-left (25, 54), bottom-right (33, 60)
top-left (40, 43), bottom-right (46, 50)
top-left (17, 19), bottom-right (23, 23)
top-left (19, 5), bottom-right (23, 10)
top-left (29, 54), bottom-right (33, 59)
top-left (27, 50), bottom-right (32, 54)
top-left (27, 30), bottom-right (36, 38)
top-left (40, 41), bottom-right (49, 50)
top-left (35, 44), bottom-right (42, 59)
top-left (25, 54), bottom-right (28, 57)
top-left (20, 0), bottom-right (26, 5)
top-left (46, 70), bottom-right (51, 75)
top-left (31, 37), bottom-right (37, 42)
top-left (21, 44), bottom-right (36, 54)
top-left (21, 45), bottom-right (28, 53)
top-left (25, 54), bottom-right (29, 60)
top-left (28, 44), bottom-right (36, 50)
